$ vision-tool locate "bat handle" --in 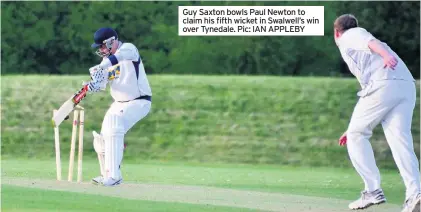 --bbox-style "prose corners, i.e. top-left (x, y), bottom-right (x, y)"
top-left (72, 85), bottom-right (89, 105)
